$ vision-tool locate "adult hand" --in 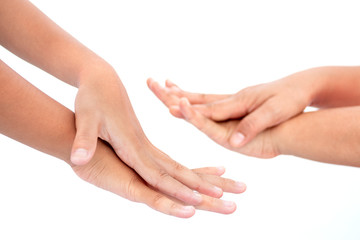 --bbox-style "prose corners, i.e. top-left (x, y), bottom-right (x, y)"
top-left (71, 65), bottom-right (225, 206)
top-left (72, 140), bottom-right (247, 218)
